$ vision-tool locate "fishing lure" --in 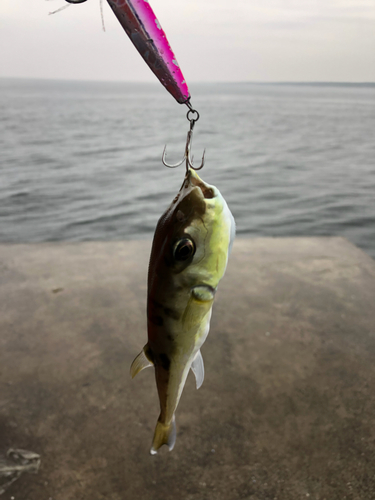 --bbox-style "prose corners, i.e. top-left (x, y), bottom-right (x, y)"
top-left (65, 0), bottom-right (190, 105)
top-left (106, 0), bottom-right (190, 104)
